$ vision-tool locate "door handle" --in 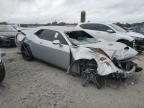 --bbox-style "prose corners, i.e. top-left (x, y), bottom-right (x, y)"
top-left (39, 42), bottom-right (43, 44)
